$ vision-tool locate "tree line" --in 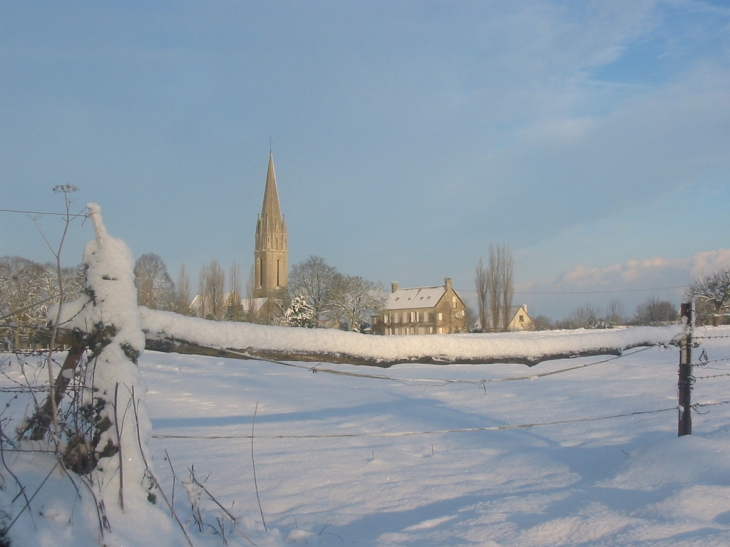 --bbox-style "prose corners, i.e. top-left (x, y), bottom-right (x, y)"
top-left (133, 253), bottom-right (386, 332)
top-left (4, 249), bottom-right (730, 346)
